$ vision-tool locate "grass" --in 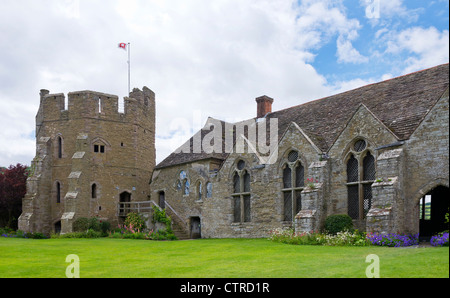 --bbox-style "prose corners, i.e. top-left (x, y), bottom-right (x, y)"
top-left (0, 237), bottom-right (448, 278)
